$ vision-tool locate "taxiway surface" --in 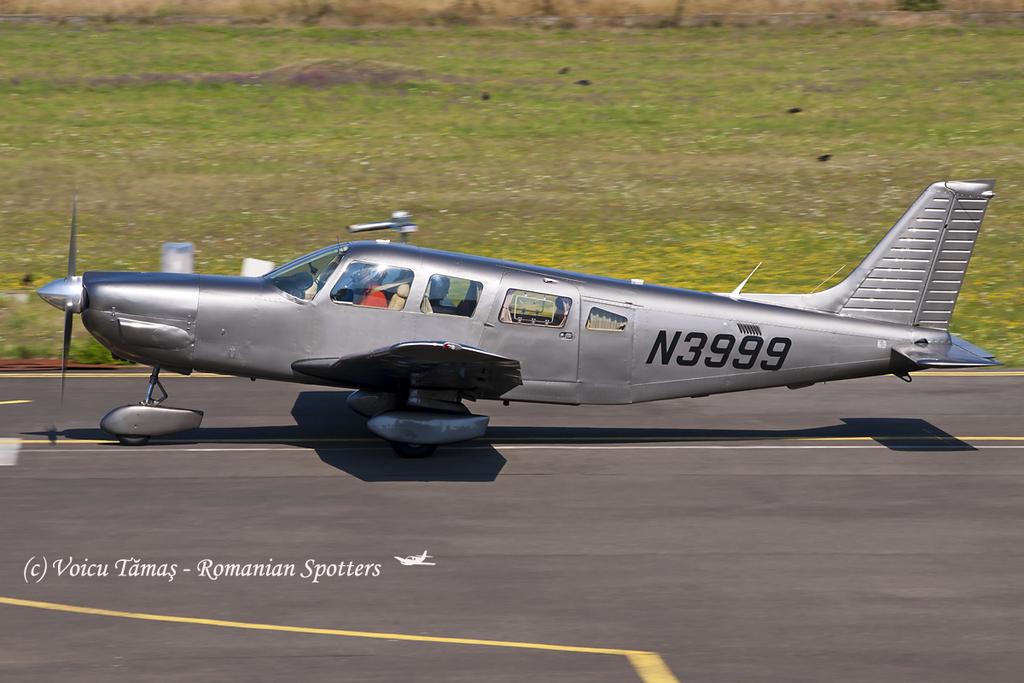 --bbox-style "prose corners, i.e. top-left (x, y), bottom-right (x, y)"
top-left (1, 370), bottom-right (1022, 682)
